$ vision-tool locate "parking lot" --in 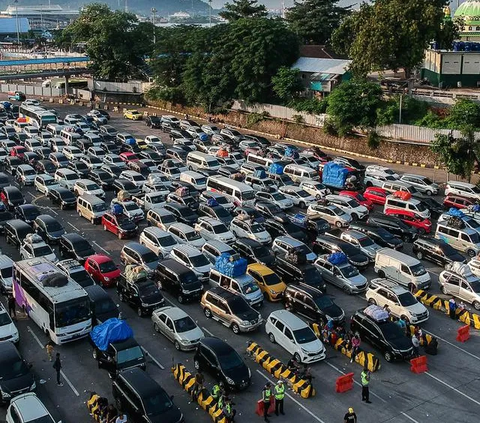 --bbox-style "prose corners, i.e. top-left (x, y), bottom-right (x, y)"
top-left (0, 97), bottom-right (479, 423)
